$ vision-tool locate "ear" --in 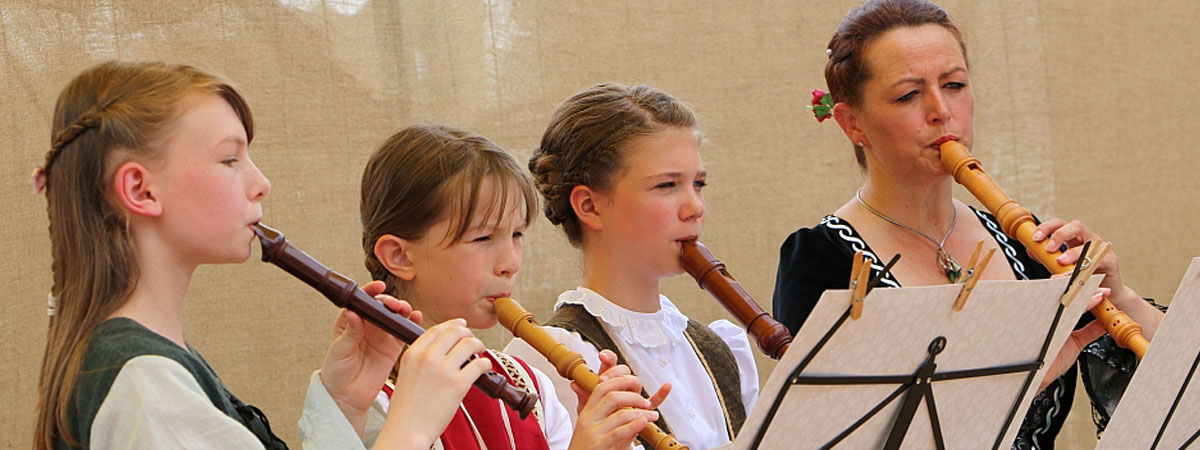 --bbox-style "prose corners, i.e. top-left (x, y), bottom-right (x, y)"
top-left (113, 161), bottom-right (162, 217)
top-left (833, 102), bottom-right (869, 149)
top-left (569, 185), bottom-right (603, 233)
top-left (374, 234), bottom-right (417, 281)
